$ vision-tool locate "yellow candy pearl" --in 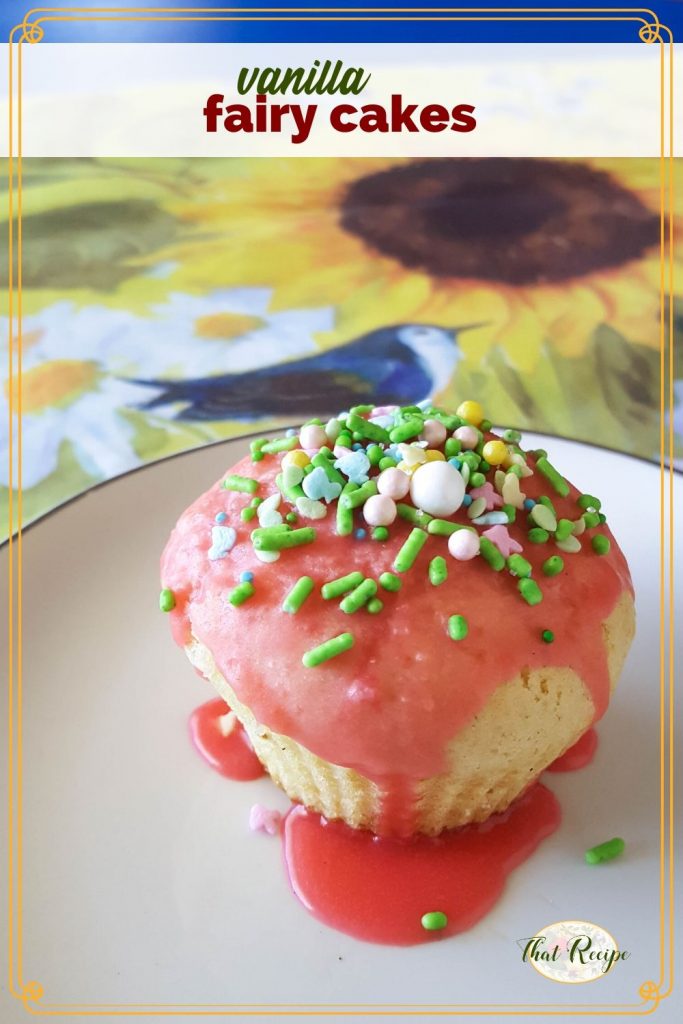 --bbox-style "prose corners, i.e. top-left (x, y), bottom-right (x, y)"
top-left (482, 440), bottom-right (508, 465)
top-left (282, 449), bottom-right (310, 469)
top-left (456, 400), bottom-right (484, 427)
top-left (424, 449), bottom-right (446, 461)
